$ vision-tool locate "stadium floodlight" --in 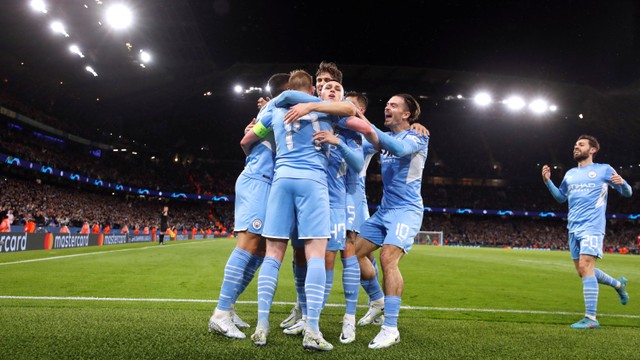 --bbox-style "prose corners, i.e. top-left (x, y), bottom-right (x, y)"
top-left (578, 113), bottom-right (584, 119)
top-left (456, 94), bottom-right (463, 99)
top-left (233, 85), bottom-right (243, 94)
top-left (473, 92), bottom-right (492, 106)
top-left (549, 104), bottom-right (558, 112)
top-left (85, 66), bottom-right (98, 77)
top-left (69, 45), bottom-right (85, 58)
top-left (265, 84), bottom-right (271, 93)
top-left (30, 0), bottom-right (47, 13)
top-left (105, 4), bottom-right (133, 29)
top-left (529, 99), bottom-right (548, 114)
top-left (503, 96), bottom-right (525, 111)
top-left (50, 21), bottom-right (70, 37)
top-left (139, 50), bottom-right (151, 63)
